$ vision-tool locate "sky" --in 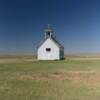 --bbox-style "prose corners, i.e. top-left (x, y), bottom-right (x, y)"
top-left (0, 0), bottom-right (100, 54)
